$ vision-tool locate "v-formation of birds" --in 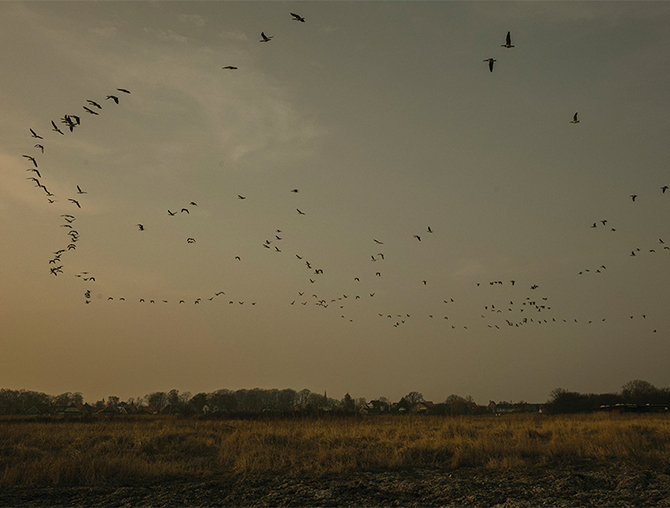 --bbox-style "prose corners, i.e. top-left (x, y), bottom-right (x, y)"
top-left (20, 15), bottom-right (668, 333)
